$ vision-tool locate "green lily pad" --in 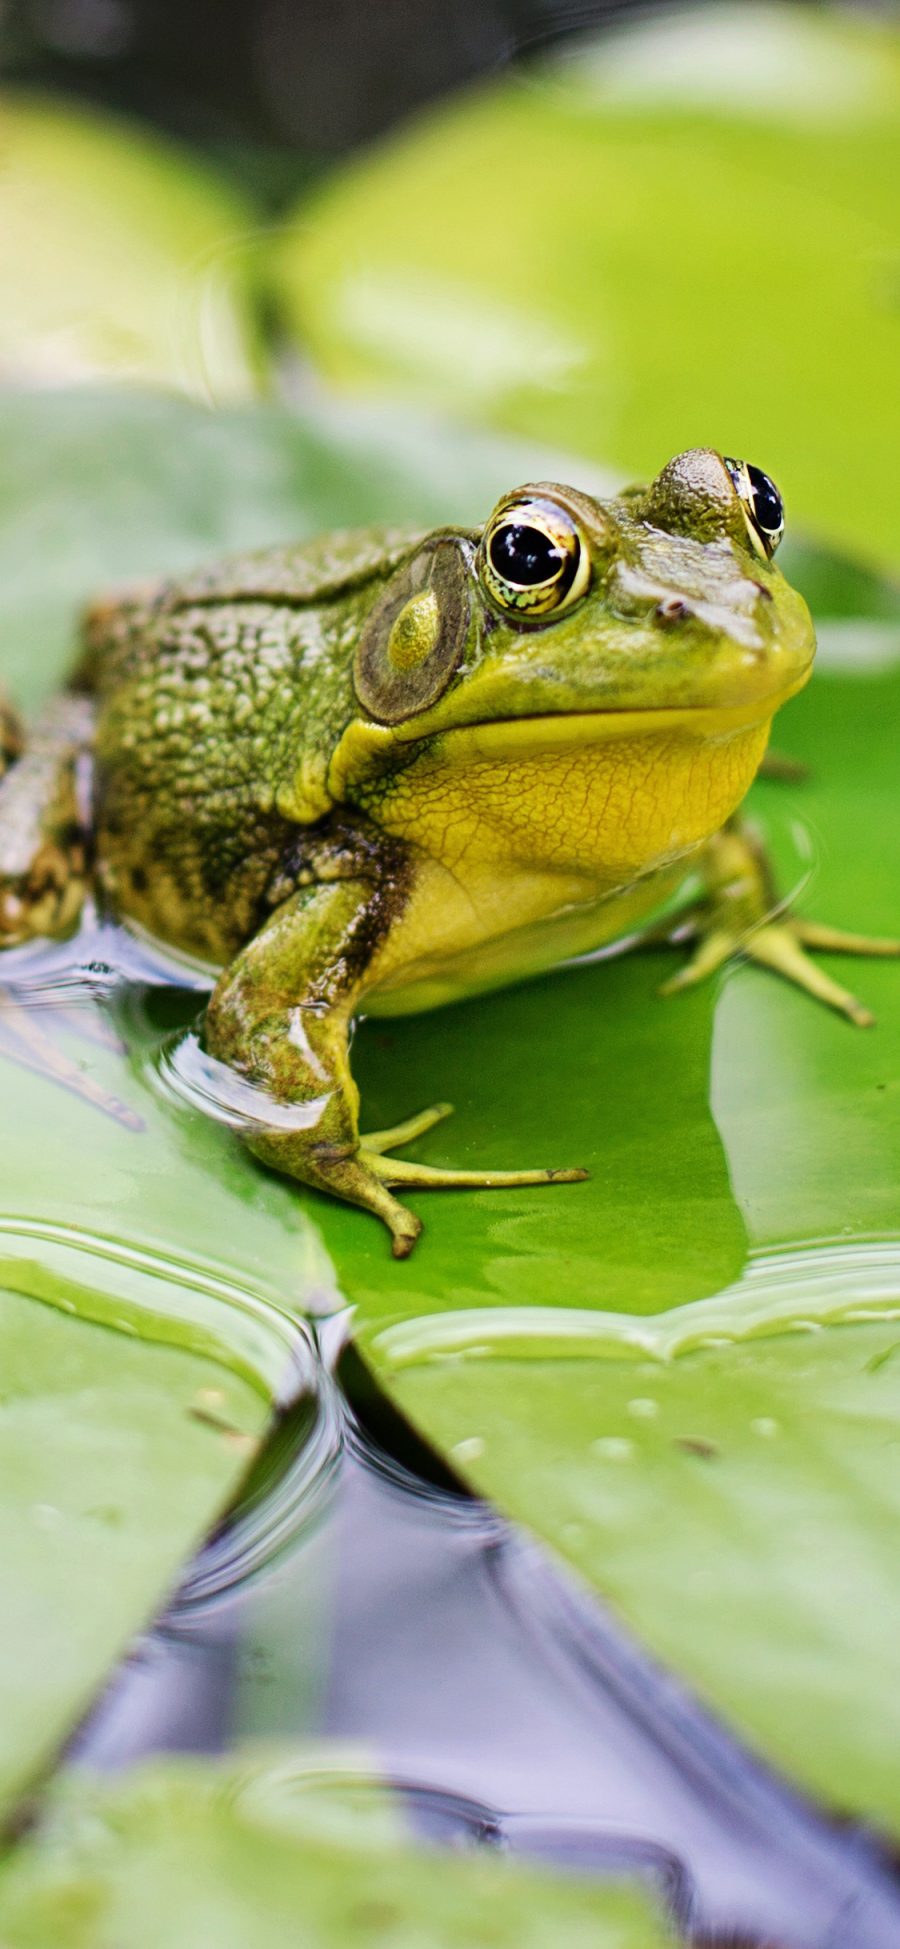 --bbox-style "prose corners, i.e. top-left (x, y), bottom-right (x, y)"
top-left (0, 1288), bottom-right (268, 1818)
top-left (0, 1751), bottom-right (672, 1949)
top-left (274, 3), bottom-right (900, 567)
top-left (0, 95), bottom-right (264, 398)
